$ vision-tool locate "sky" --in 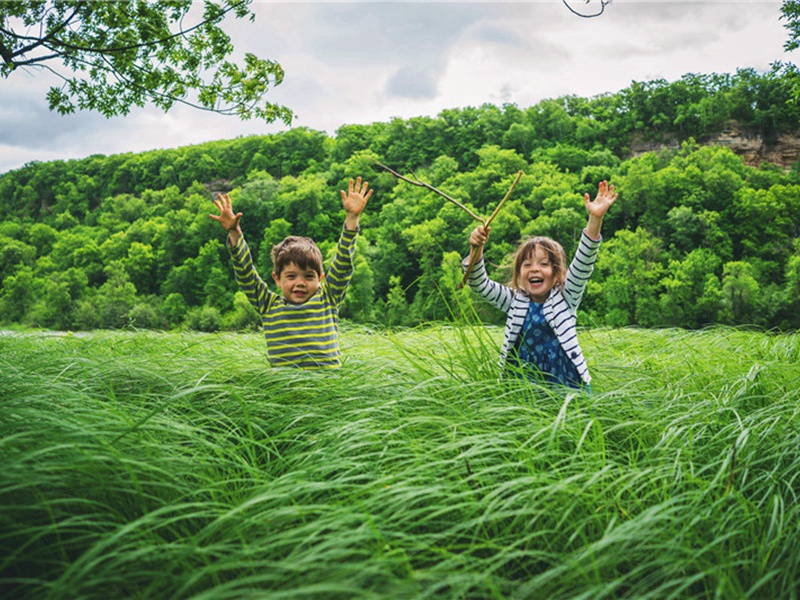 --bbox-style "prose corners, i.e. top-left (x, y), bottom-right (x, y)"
top-left (0, 0), bottom-right (796, 174)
